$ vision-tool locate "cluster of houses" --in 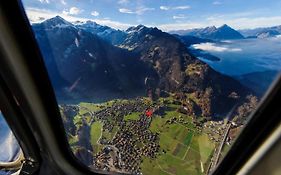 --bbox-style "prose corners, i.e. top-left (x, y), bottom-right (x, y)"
top-left (89, 99), bottom-right (161, 174)
top-left (204, 121), bottom-right (226, 143)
